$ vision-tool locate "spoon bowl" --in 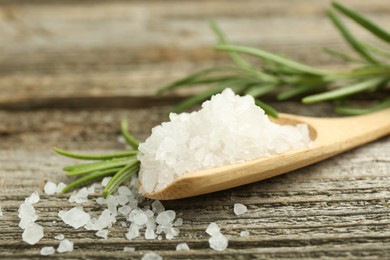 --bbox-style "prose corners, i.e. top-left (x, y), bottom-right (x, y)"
top-left (143, 108), bottom-right (390, 200)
